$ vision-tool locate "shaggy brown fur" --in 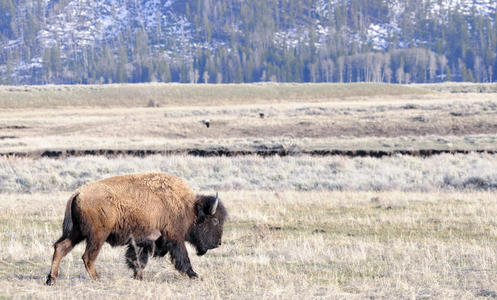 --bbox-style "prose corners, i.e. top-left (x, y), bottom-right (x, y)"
top-left (46, 172), bottom-right (226, 285)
